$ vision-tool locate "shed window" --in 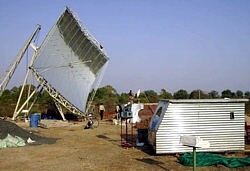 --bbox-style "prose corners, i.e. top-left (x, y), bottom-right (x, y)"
top-left (151, 107), bottom-right (162, 129)
top-left (230, 111), bottom-right (234, 120)
top-left (156, 107), bottom-right (162, 117)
